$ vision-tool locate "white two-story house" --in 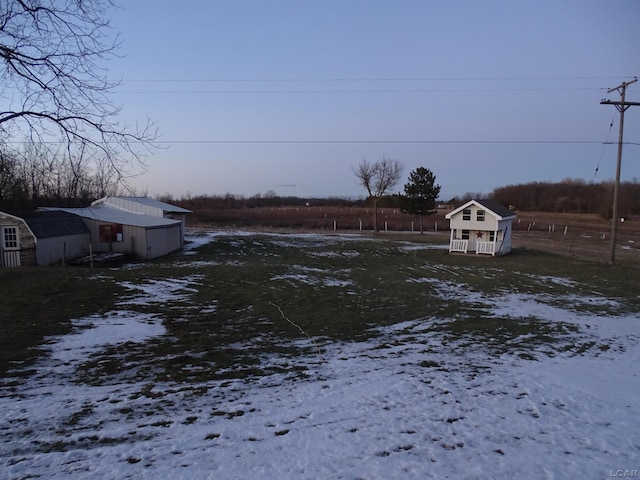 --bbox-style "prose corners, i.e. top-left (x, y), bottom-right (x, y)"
top-left (445, 199), bottom-right (516, 256)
